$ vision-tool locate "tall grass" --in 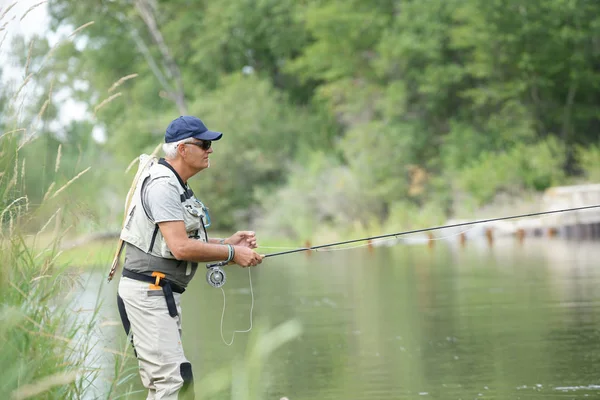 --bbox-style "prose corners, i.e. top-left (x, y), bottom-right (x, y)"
top-left (0, 152), bottom-right (101, 399)
top-left (0, 4), bottom-right (105, 398)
